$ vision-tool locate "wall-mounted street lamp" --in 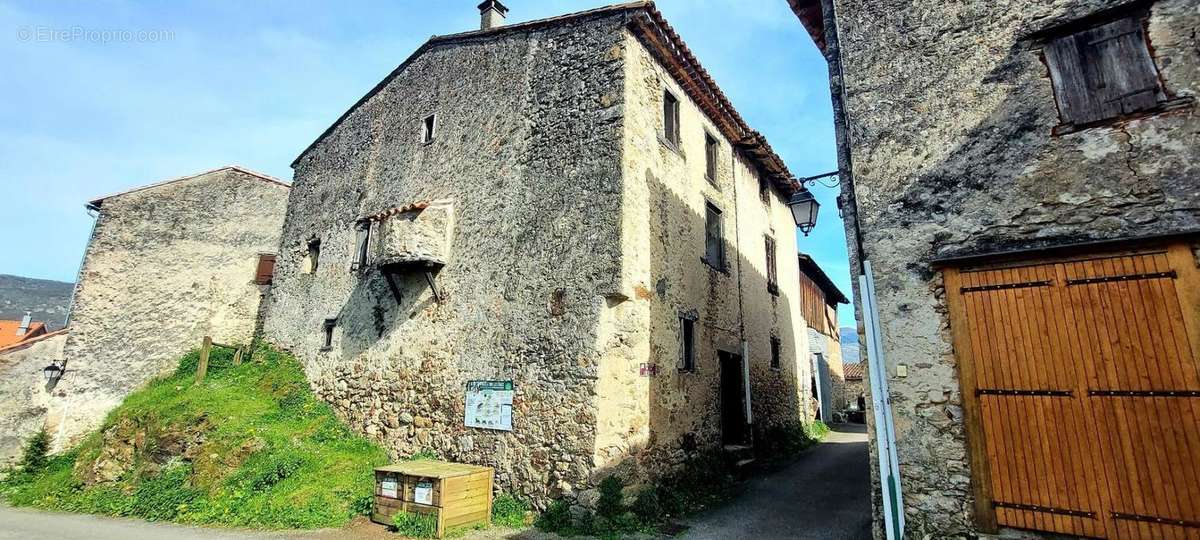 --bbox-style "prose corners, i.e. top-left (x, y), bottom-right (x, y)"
top-left (787, 170), bottom-right (840, 236)
top-left (788, 188), bottom-right (820, 236)
top-left (42, 361), bottom-right (64, 388)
